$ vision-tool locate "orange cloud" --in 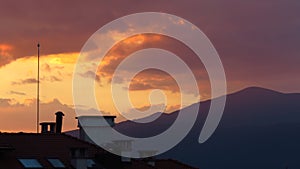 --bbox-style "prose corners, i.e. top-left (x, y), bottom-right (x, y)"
top-left (0, 44), bottom-right (14, 66)
top-left (128, 69), bottom-right (180, 93)
top-left (95, 33), bottom-right (211, 98)
top-left (98, 34), bottom-right (163, 79)
top-left (0, 44), bottom-right (13, 54)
